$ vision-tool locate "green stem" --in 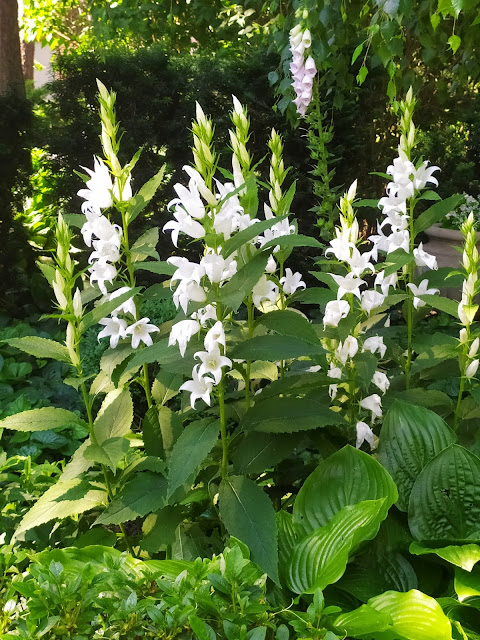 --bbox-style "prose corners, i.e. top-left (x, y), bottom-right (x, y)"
top-left (245, 296), bottom-right (254, 409)
top-left (218, 378), bottom-right (228, 480)
top-left (102, 466), bottom-right (136, 557)
top-left (405, 200), bottom-right (416, 390)
top-left (454, 334), bottom-right (470, 430)
top-left (348, 359), bottom-right (357, 428)
top-left (143, 363), bottom-right (153, 409)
